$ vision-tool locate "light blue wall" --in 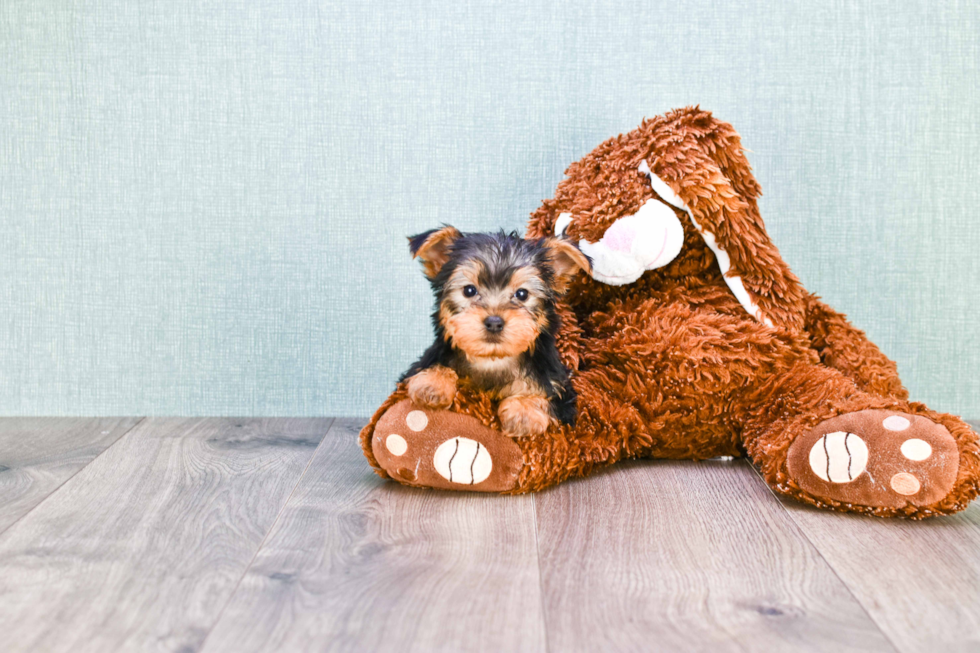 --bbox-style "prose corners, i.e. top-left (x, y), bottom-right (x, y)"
top-left (1, 1), bottom-right (978, 417)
